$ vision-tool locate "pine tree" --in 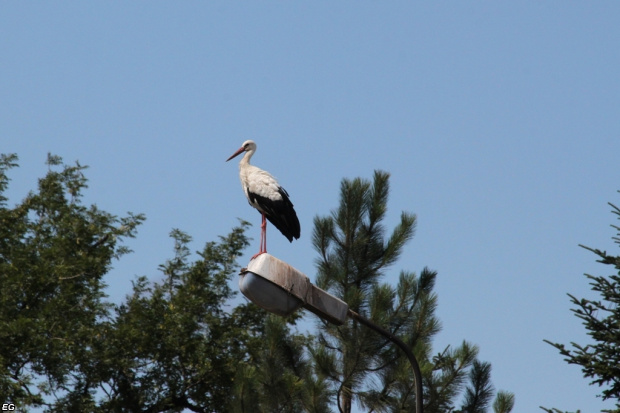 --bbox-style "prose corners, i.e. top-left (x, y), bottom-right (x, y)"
top-left (310, 170), bottom-right (514, 413)
top-left (544, 200), bottom-right (620, 413)
top-left (493, 392), bottom-right (515, 413)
